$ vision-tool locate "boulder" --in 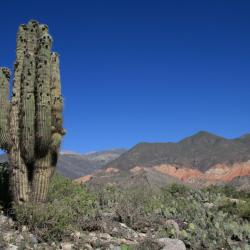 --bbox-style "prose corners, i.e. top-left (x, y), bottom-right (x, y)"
top-left (158, 238), bottom-right (186, 250)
